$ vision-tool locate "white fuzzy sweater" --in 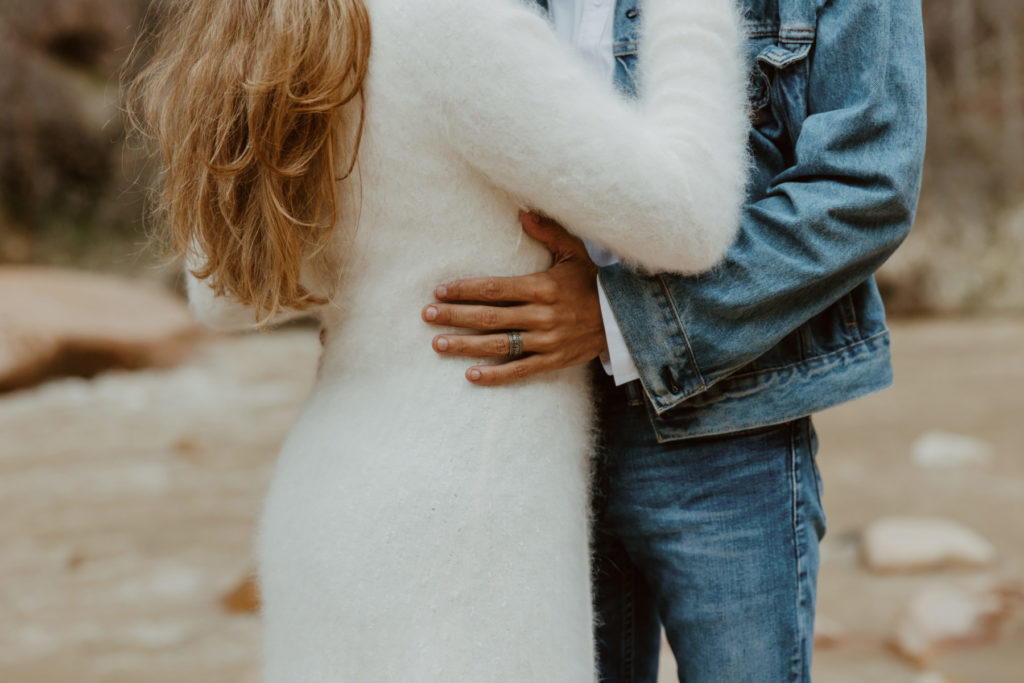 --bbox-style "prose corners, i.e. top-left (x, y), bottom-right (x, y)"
top-left (186, 0), bottom-right (747, 680)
